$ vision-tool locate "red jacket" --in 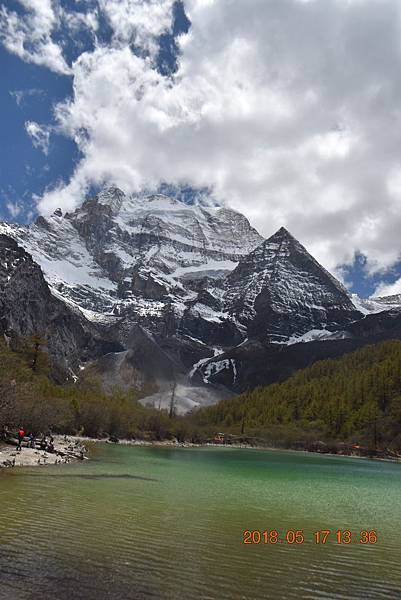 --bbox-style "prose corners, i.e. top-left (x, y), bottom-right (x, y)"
top-left (18, 429), bottom-right (25, 439)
